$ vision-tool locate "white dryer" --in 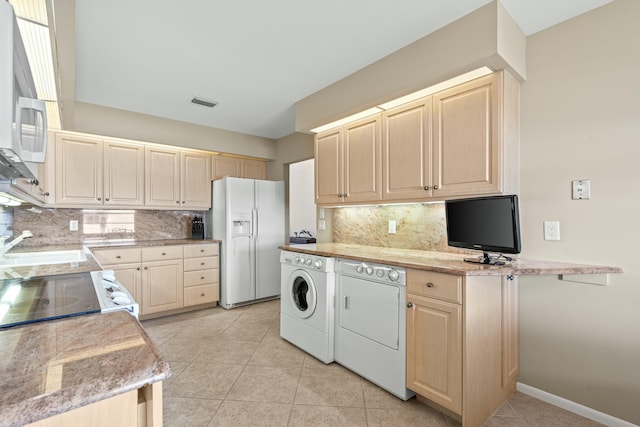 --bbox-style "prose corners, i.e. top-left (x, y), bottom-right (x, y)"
top-left (280, 250), bottom-right (335, 363)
